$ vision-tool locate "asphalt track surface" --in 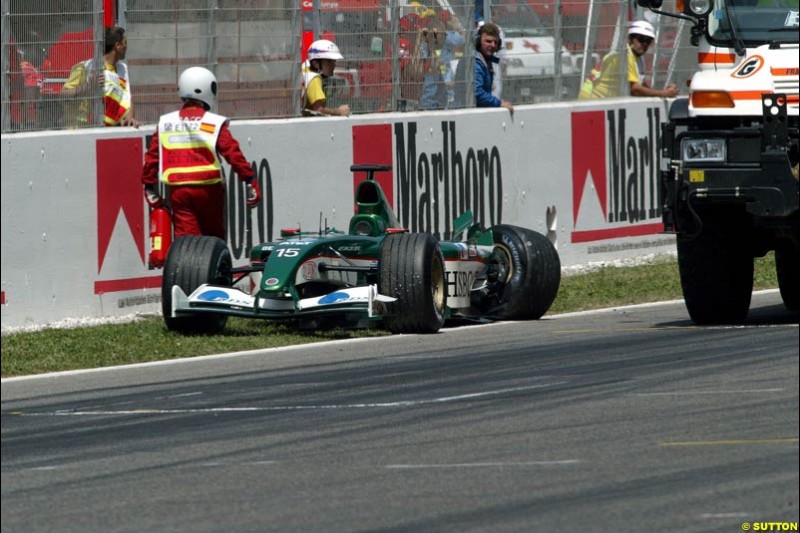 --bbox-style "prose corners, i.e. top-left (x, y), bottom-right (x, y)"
top-left (2, 292), bottom-right (798, 533)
